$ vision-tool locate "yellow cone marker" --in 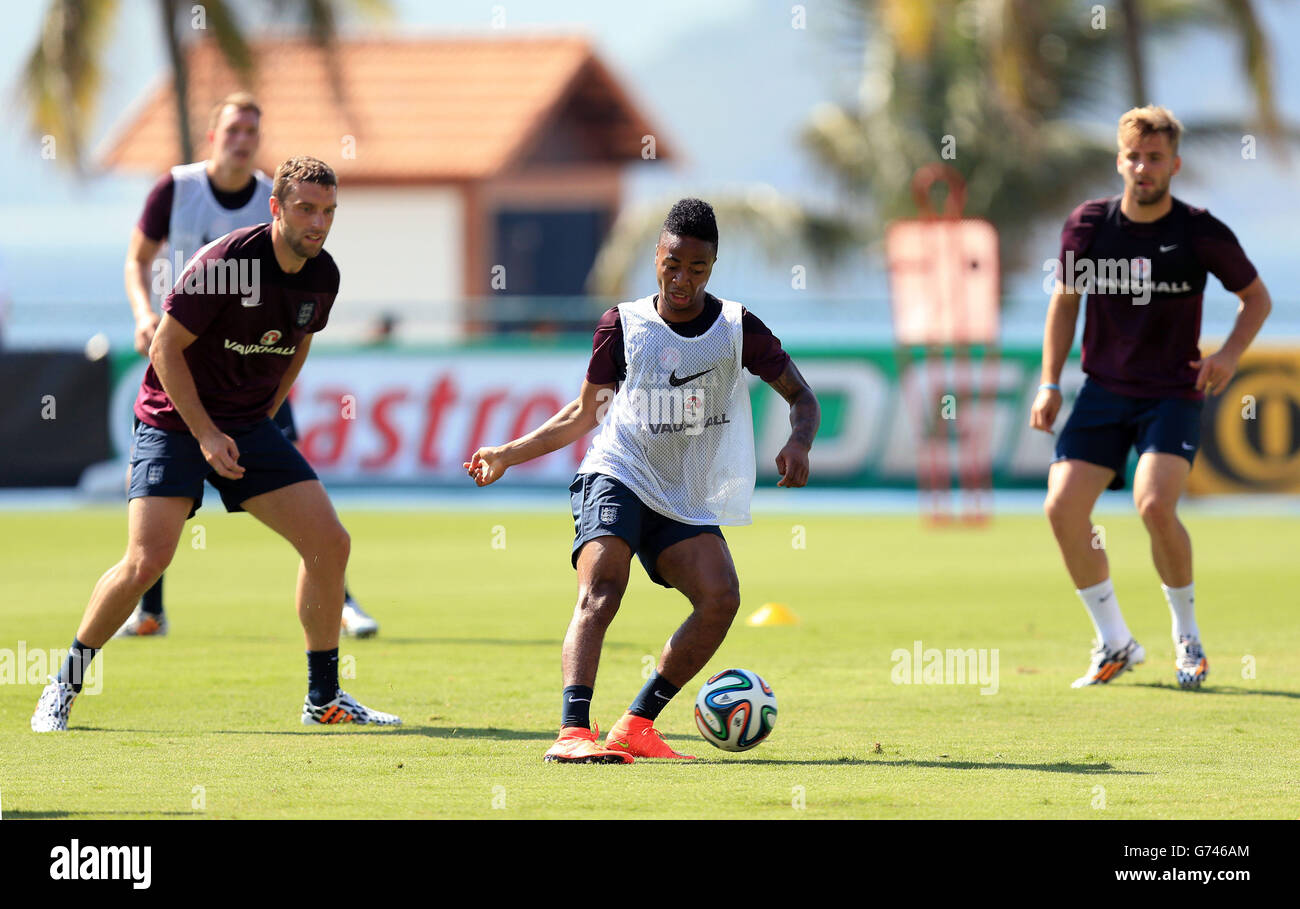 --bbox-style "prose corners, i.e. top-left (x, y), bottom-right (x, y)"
top-left (746, 602), bottom-right (800, 626)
